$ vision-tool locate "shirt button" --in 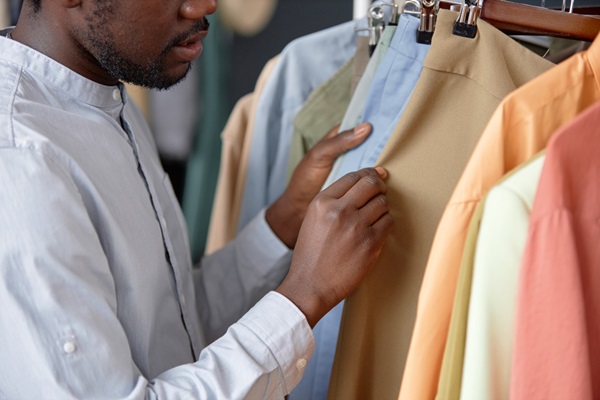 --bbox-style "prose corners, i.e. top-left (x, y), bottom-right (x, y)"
top-left (63, 341), bottom-right (77, 354)
top-left (296, 358), bottom-right (307, 371)
top-left (112, 88), bottom-right (121, 101)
